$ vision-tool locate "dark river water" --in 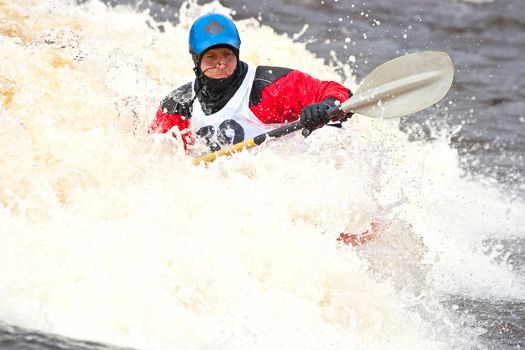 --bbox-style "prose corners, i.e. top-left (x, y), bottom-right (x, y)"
top-left (1, 0), bottom-right (524, 349)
